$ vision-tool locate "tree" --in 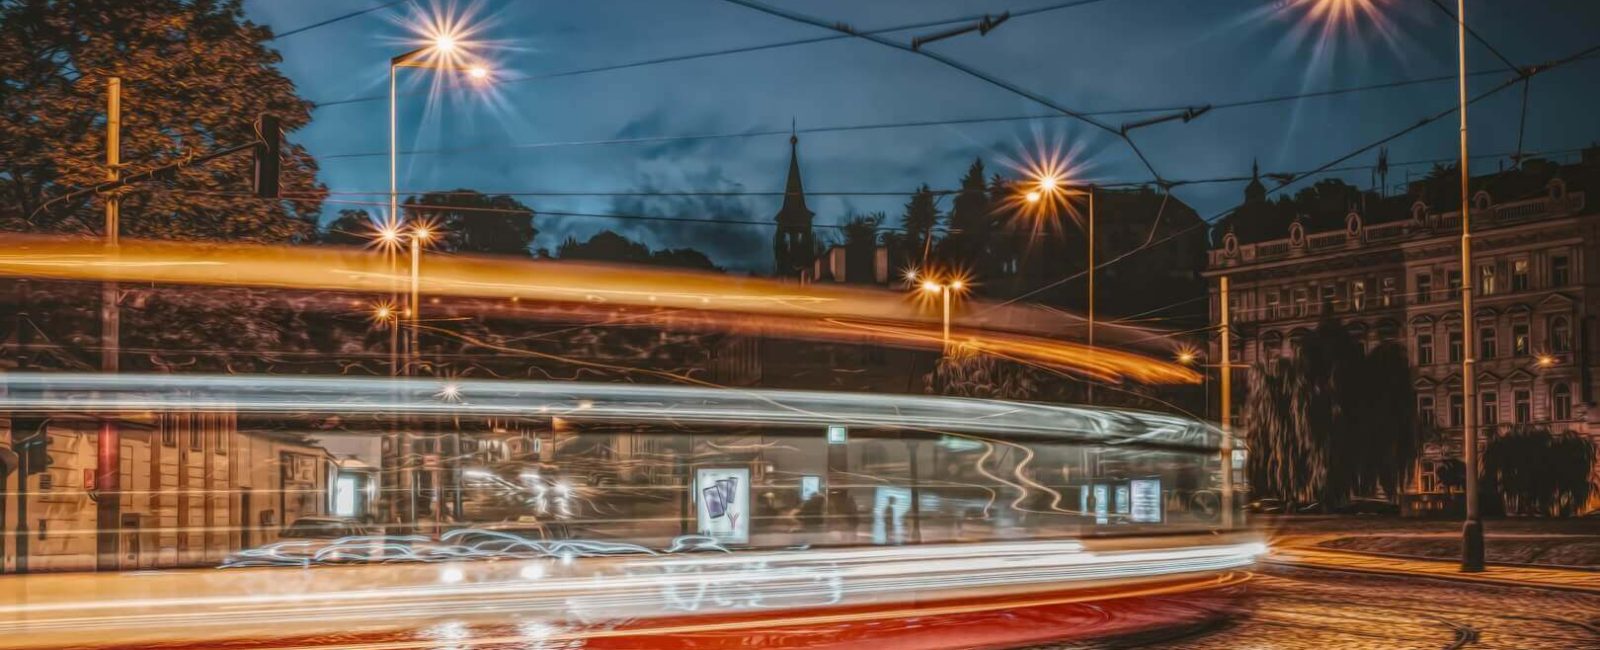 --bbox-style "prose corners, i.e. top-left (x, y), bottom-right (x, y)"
top-left (557, 230), bottom-right (721, 271)
top-left (403, 190), bottom-right (536, 256)
top-left (0, 0), bottom-right (323, 240)
top-left (322, 209), bottom-right (377, 247)
top-left (1482, 425), bottom-right (1597, 517)
top-left (840, 212), bottom-right (883, 248)
top-left (896, 184), bottom-right (942, 269)
top-left (1242, 318), bottom-right (1421, 508)
top-left (940, 158), bottom-right (993, 269)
